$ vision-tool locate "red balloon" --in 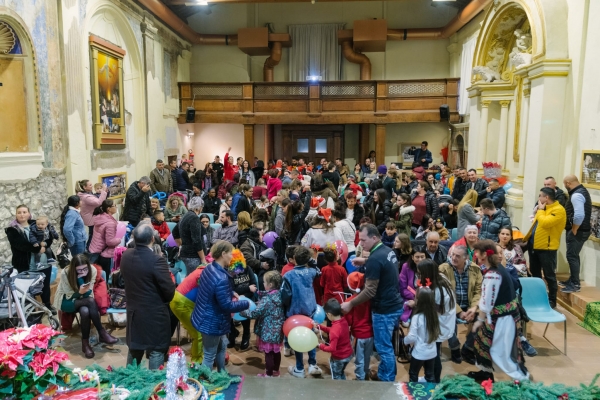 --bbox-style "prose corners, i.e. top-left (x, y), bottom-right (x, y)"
top-left (334, 240), bottom-right (349, 265)
top-left (283, 315), bottom-right (313, 337)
